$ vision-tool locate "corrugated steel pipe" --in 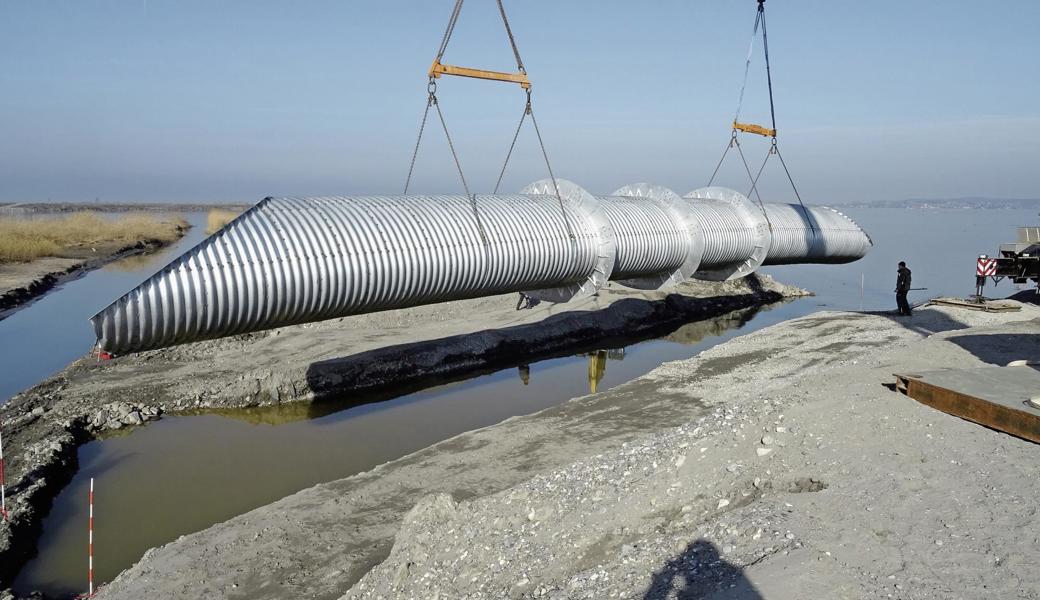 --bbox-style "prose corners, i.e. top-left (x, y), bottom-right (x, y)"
top-left (91, 180), bottom-right (871, 353)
